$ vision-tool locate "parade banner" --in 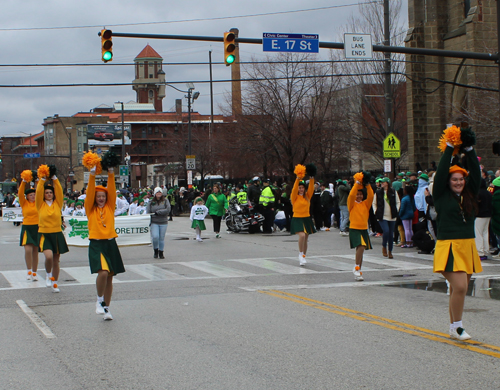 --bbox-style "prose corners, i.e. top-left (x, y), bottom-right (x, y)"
top-left (2, 207), bottom-right (23, 222)
top-left (65, 214), bottom-right (151, 247)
